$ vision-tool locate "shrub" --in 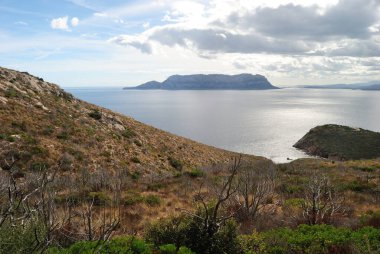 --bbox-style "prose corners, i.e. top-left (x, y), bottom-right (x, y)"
top-left (145, 216), bottom-right (189, 249)
top-left (360, 211), bottom-right (380, 228)
top-left (145, 195), bottom-right (161, 207)
top-left (30, 161), bottom-right (49, 171)
top-left (238, 231), bottom-right (267, 254)
top-left (159, 244), bottom-right (177, 253)
top-left (42, 126), bottom-right (54, 135)
top-left (59, 152), bottom-right (74, 171)
top-left (131, 171), bottom-right (141, 181)
top-left (122, 129), bottom-right (136, 138)
top-left (168, 157), bottom-right (183, 171)
top-left (30, 146), bottom-right (48, 156)
top-left (177, 247), bottom-right (194, 254)
top-left (283, 198), bottom-right (304, 208)
top-left (87, 191), bottom-right (111, 206)
top-left (186, 168), bottom-right (204, 178)
top-left (158, 244), bottom-right (194, 254)
top-left (57, 131), bottom-right (69, 140)
top-left (131, 156), bottom-right (141, 164)
top-left (147, 182), bottom-right (166, 191)
top-left (342, 180), bottom-right (375, 192)
top-left (4, 88), bottom-right (19, 98)
top-left (259, 224), bottom-right (380, 254)
top-left (146, 215), bottom-right (242, 254)
top-left (88, 109), bottom-right (102, 120)
top-left (124, 192), bottom-right (144, 206)
top-left (0, 220), bottom-right (47, 254)
top-left (49, 236), bottom-right (152, 254)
